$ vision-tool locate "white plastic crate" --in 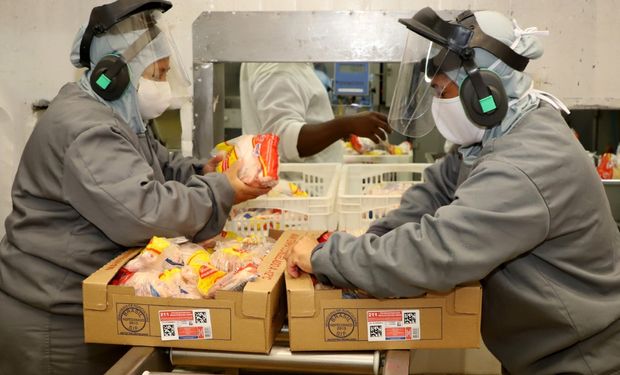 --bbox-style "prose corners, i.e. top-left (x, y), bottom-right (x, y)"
top-left (225, 163), bottom-right (341, 236)
top-left (343, 153), bottom-right (413, 164)
top-left (337, 163), bottom-right (432, 232)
